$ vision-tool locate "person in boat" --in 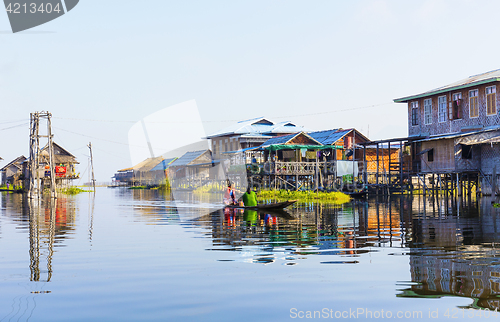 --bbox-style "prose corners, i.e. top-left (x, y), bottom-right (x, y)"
top-left (241, 187), bottom-right (257, 207)
top-left (224, 182), bottom-right (237, 205)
